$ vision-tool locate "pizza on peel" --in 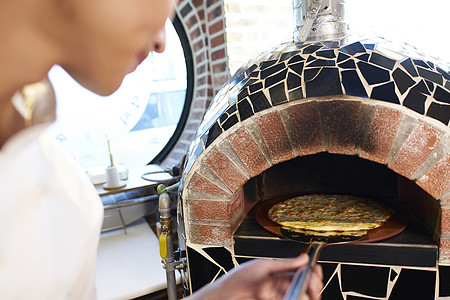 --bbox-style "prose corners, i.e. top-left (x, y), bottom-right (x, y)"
top-left (268, 194), bottom-right (394, 237)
